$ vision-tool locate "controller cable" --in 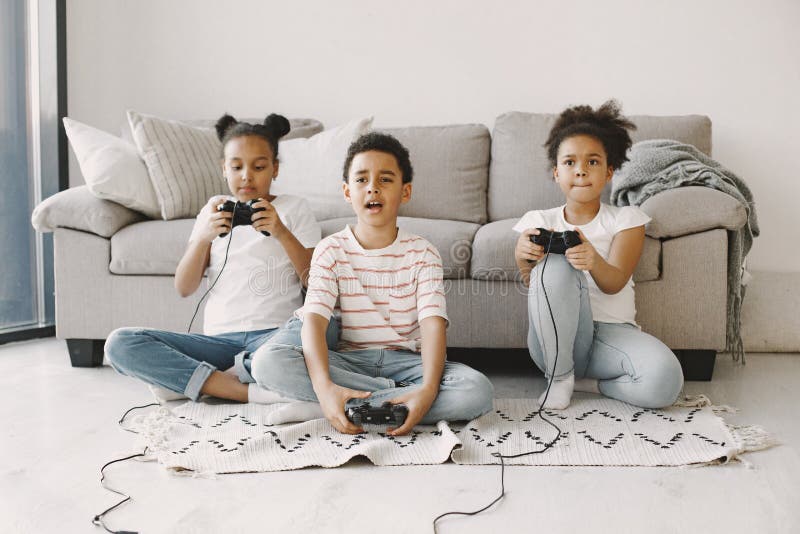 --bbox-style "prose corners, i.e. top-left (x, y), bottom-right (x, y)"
top-left (92, 403), bottom-right (158, 534)
top-left (186, 204), bottom-right (239, 333)
top-left (433, 240), bottom-right (563, 533)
